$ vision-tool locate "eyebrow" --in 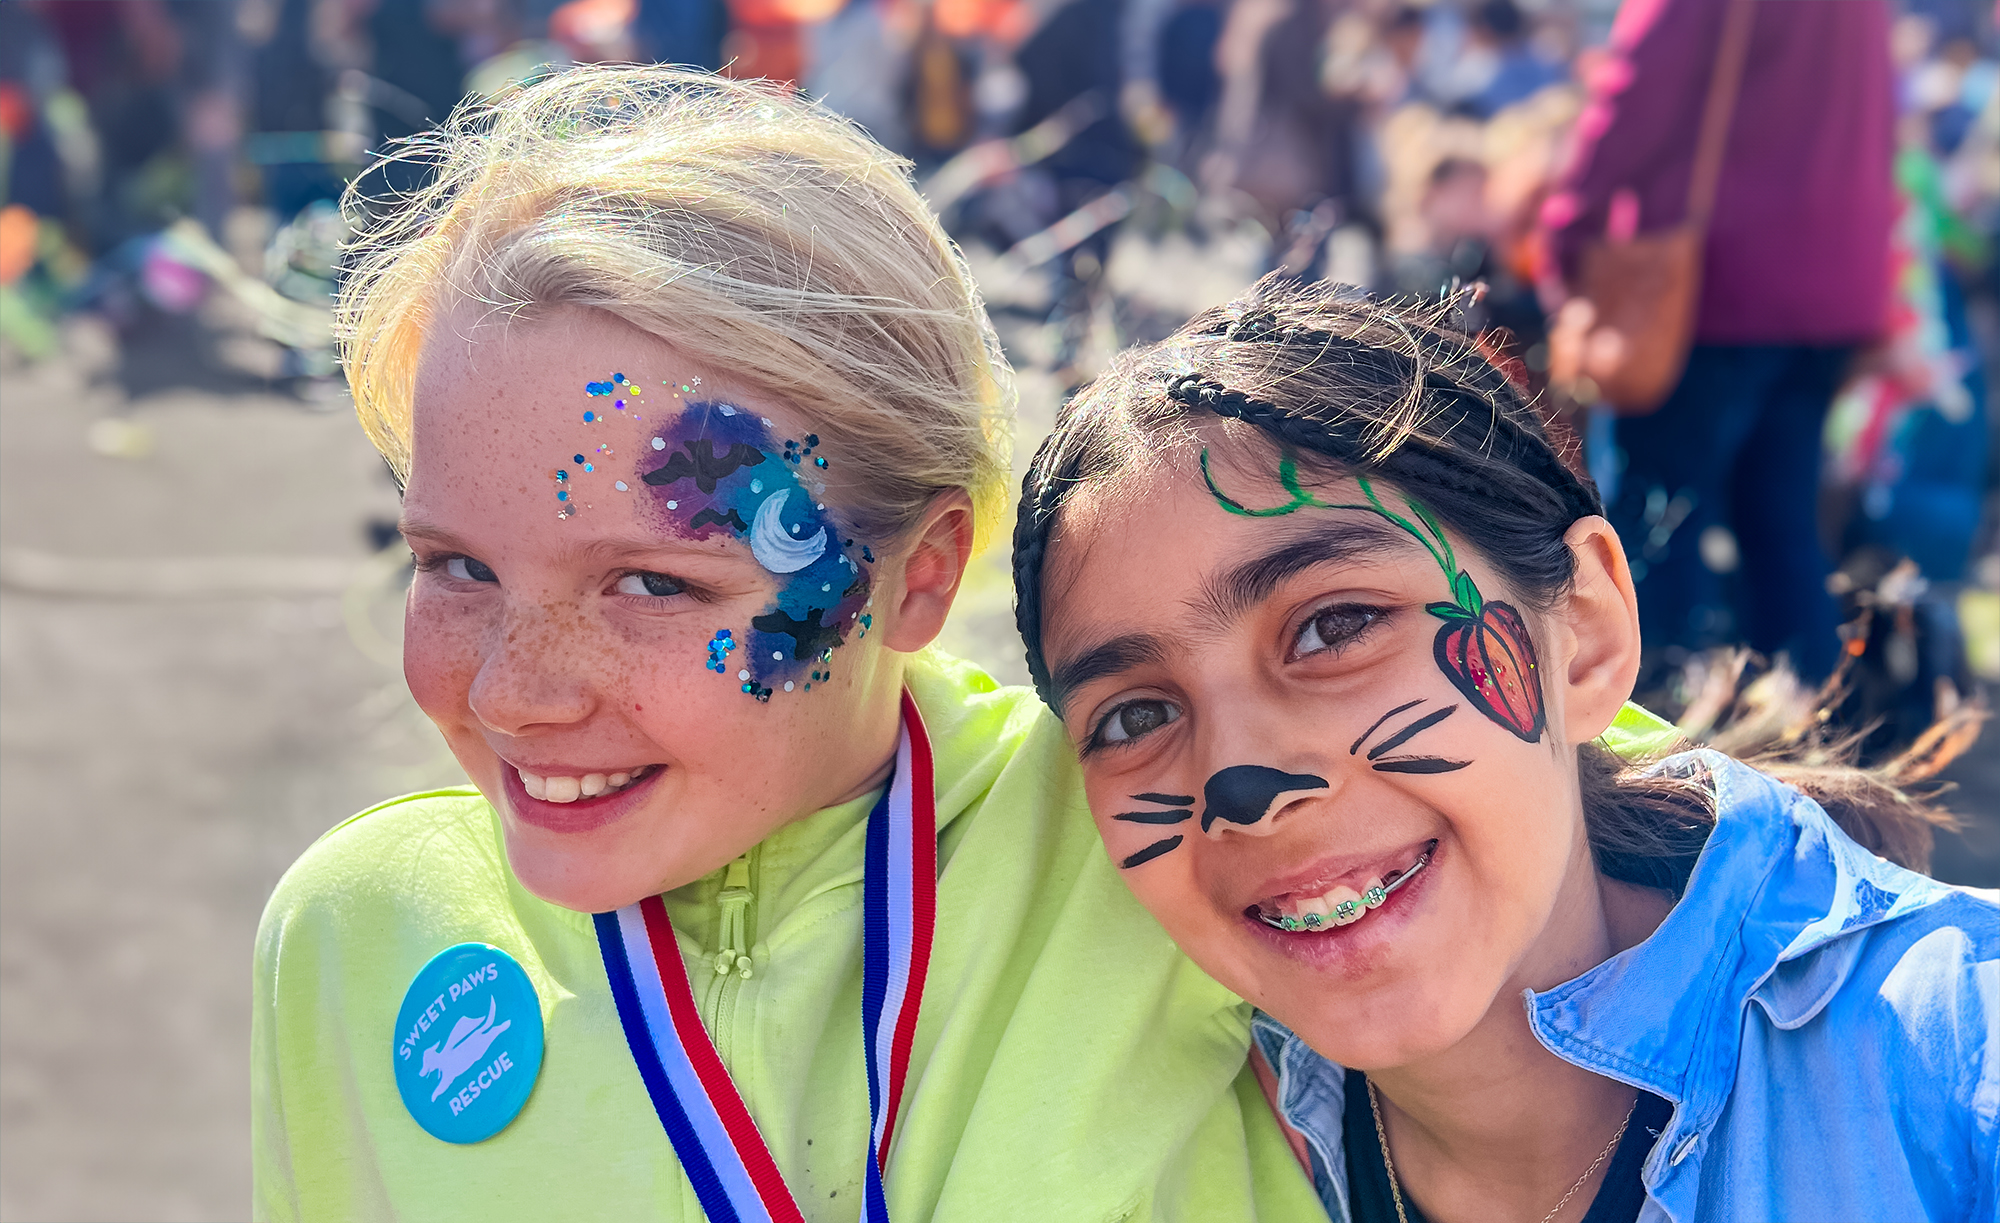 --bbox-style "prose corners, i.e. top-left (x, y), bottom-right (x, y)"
top-left (1047, 633), bottom-right (1172, 718)
top-left (1189, 517), bottom-right (1413, 625)
top-left (398, 517), bottom-right (733, 566)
